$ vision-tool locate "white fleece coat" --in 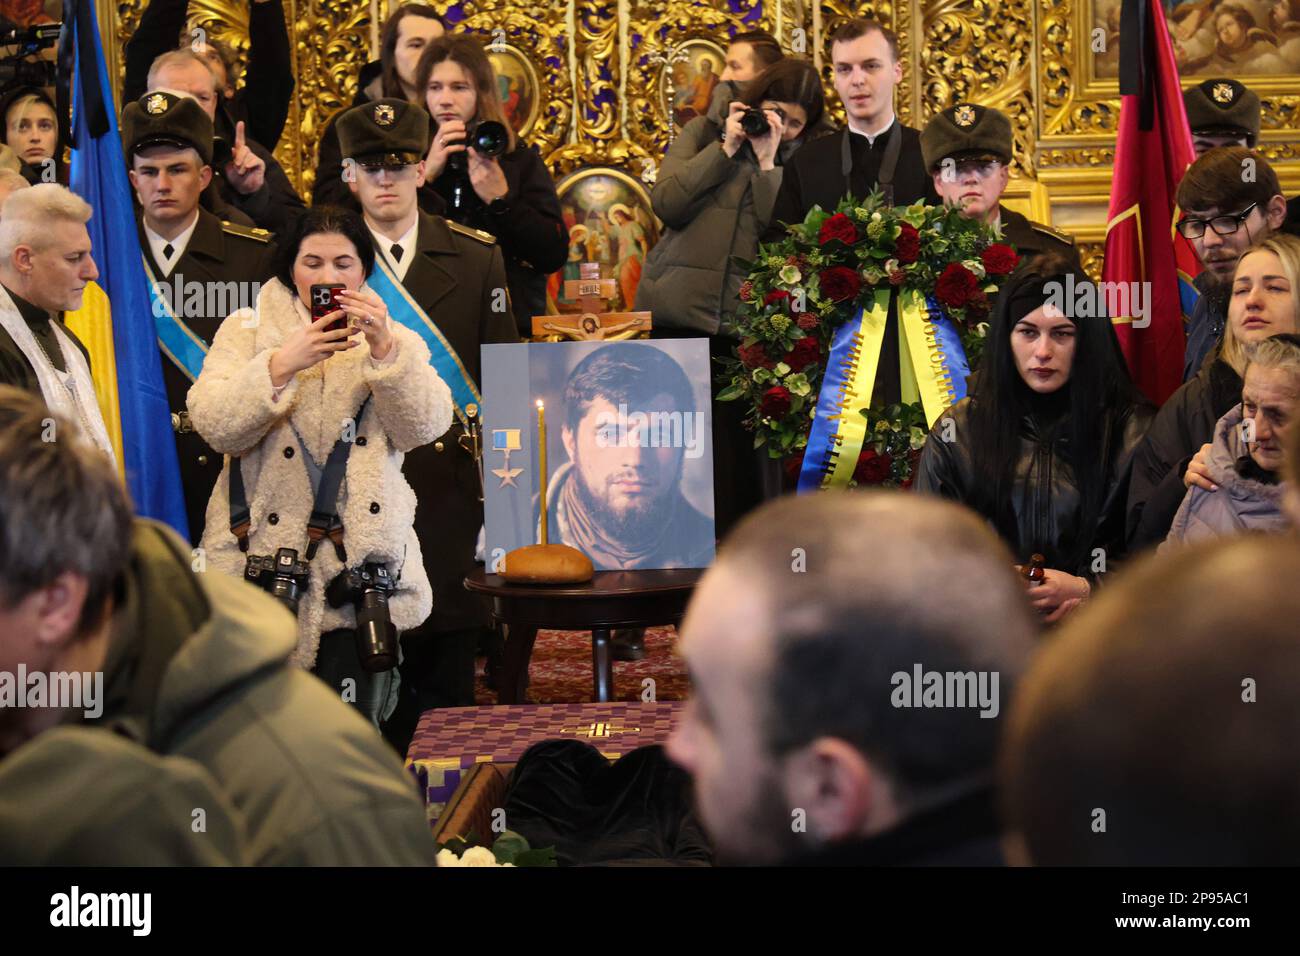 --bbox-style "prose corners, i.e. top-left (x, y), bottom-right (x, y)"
top-left (187, 277), bottom-right (453, 669)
